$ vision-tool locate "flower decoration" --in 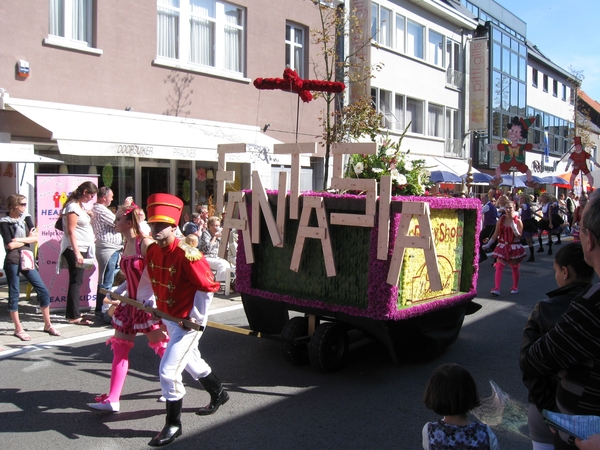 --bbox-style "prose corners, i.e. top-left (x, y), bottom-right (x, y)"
top-left (344, 130), bottom-right (432, 196)
top-left (197, 168), bottom-right (206, 181)
top-left (253, 68), bottom-right (345, 103)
